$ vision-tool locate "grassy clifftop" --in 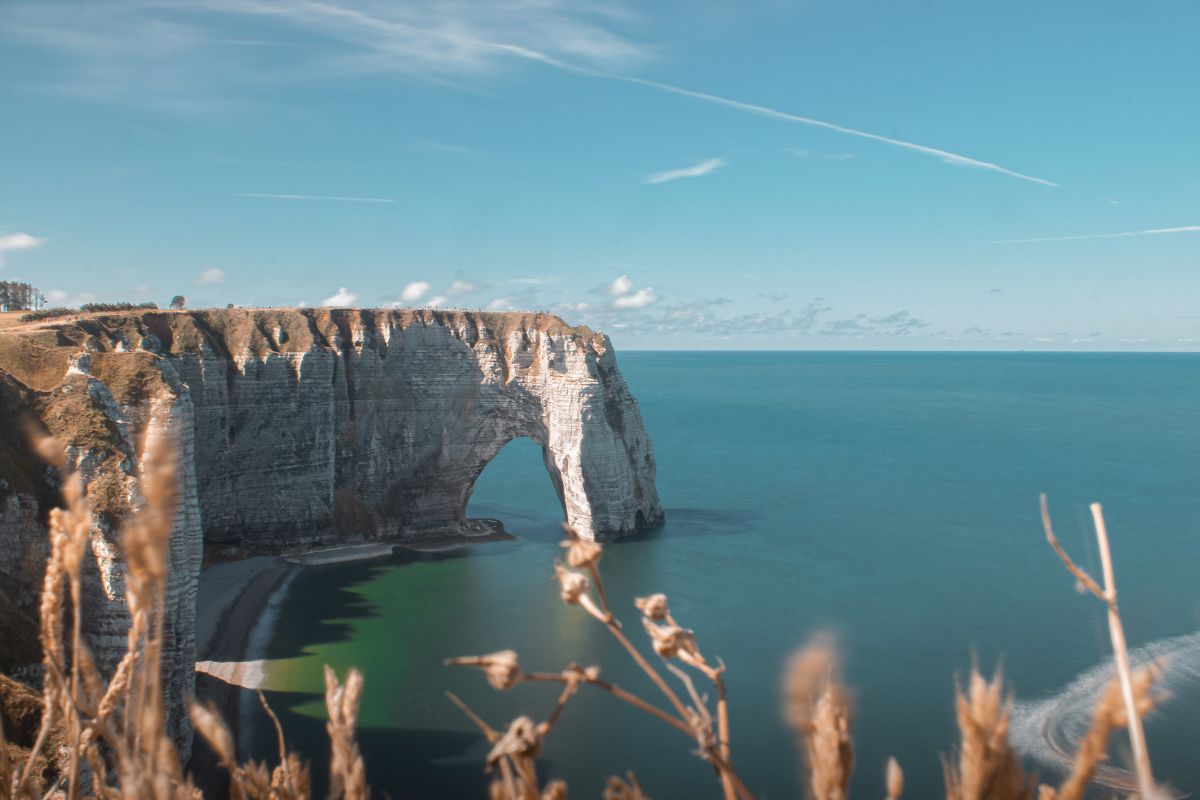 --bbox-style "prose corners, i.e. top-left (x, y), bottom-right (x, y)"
top-left (0, 308), bottom-right (603, 392)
